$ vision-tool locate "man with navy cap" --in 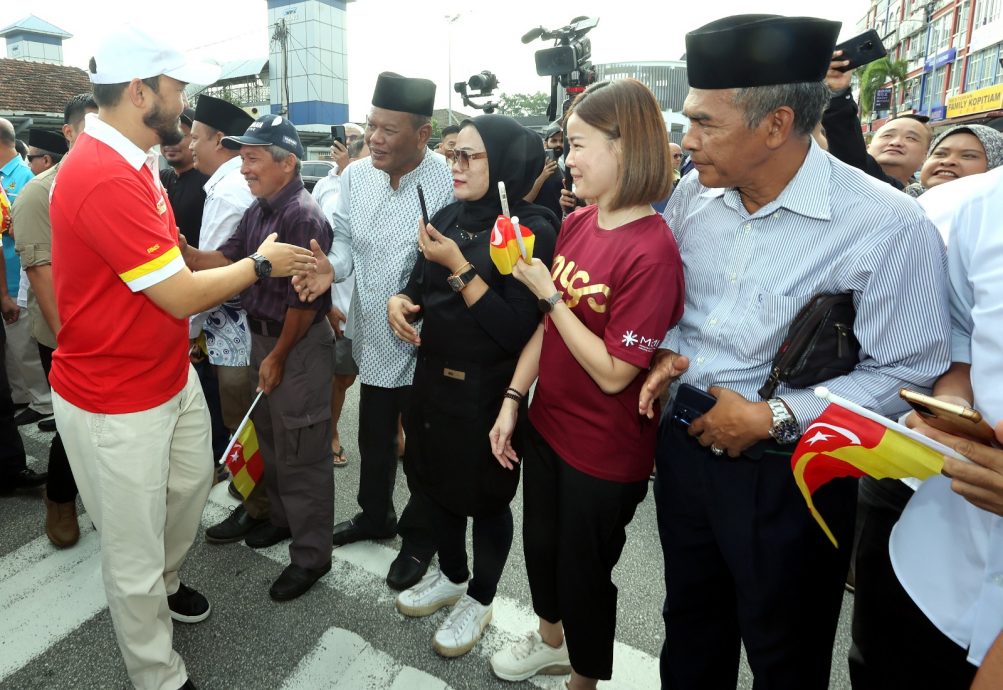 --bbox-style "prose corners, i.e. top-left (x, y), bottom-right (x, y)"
top-left (183, 113), bottom-right (335, 601)
top-left (187, 96), bottom-right (273, 544)
top-left (294, 72), bottom-right (454, 591)
top-left (49, 25), bottom-right (313, 690)
top-left (639, 14), bottom-right (951, 689)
